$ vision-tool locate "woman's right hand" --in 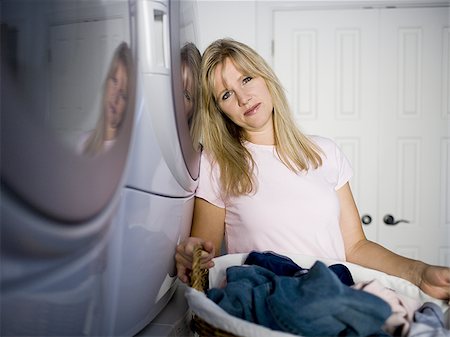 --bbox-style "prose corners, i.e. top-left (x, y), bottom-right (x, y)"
top-left (175, 237), bottom-right (216, 284)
